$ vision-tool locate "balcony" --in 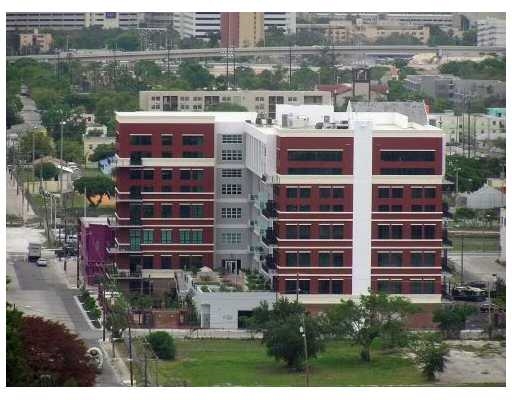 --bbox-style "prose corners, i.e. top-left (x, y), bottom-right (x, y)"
top-left (107, 244), bottom-right (142, 254)
top-left (262, 255), bottom-right (277, 272)
top-left (262, 200), bottom-right (278, 219)
top-left (262, 228), bottom-right (277, 246)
